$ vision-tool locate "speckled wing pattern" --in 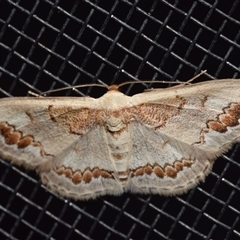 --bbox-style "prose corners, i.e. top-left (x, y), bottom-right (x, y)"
top-left (0, 79), bottom-right (240, 200)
